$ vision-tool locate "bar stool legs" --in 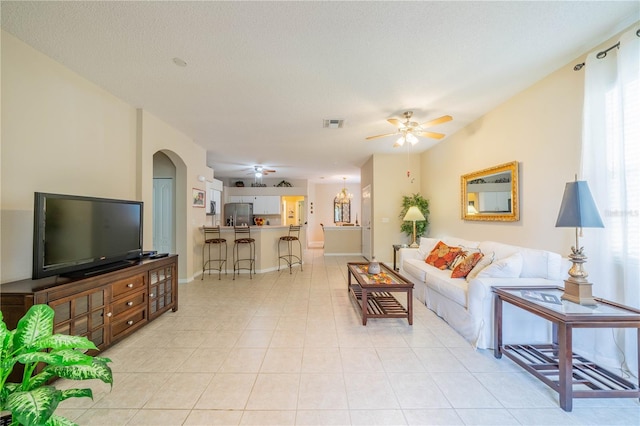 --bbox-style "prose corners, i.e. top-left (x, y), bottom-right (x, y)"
top-left (278, 225), bottom-right (303, 274)
top-left (202, 226), bottom-right (227, 280)
top-left (233, 226), bottom-right (255, 280)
